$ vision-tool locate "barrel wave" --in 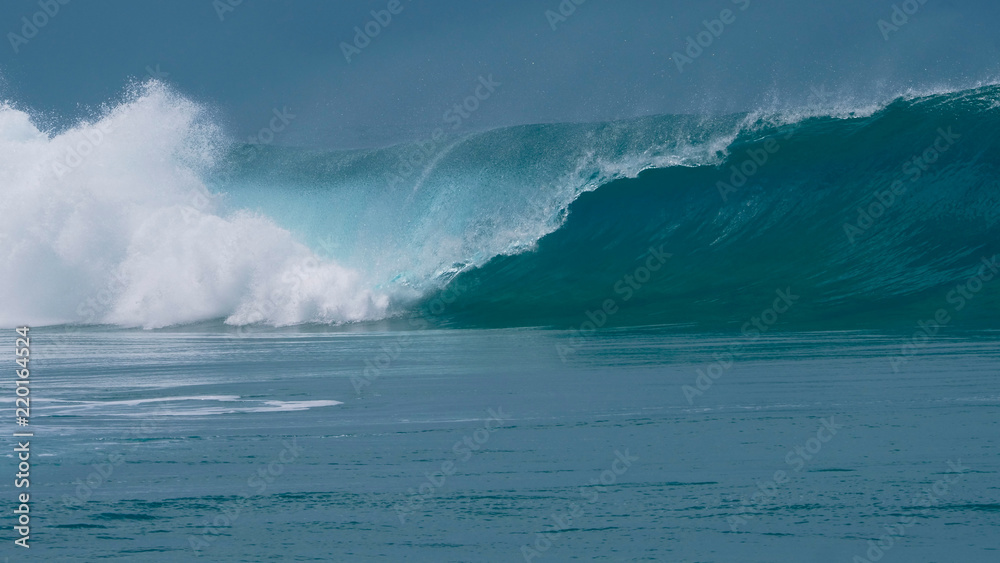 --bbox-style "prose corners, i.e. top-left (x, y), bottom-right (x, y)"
top-left (433, 85), bottom-right (1000, 329)
top-left (2, 82), bottom-right (998, 330)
